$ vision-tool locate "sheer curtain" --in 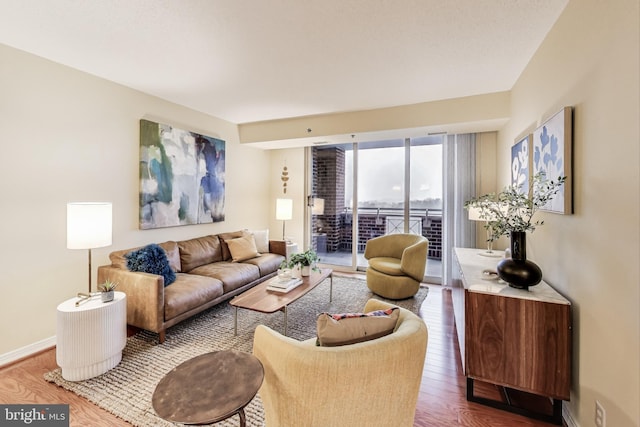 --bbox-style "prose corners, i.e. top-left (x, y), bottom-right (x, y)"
top-left (442, 133), bottom-right (477, 287)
